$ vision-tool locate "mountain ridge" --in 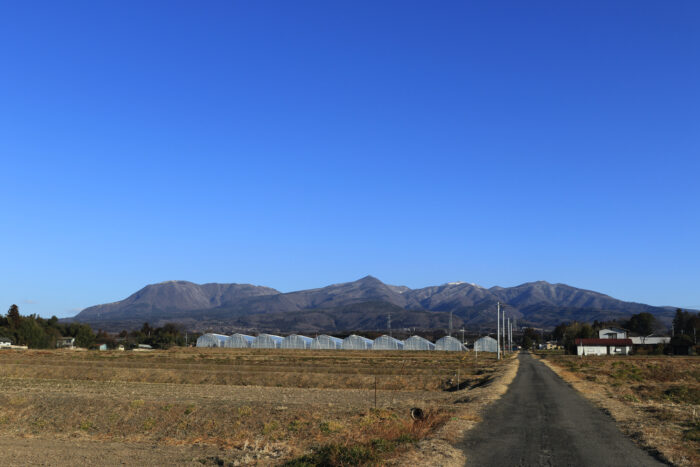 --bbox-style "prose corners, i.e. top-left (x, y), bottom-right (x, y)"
top-left (71, 276), bottom-right (682, 333)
